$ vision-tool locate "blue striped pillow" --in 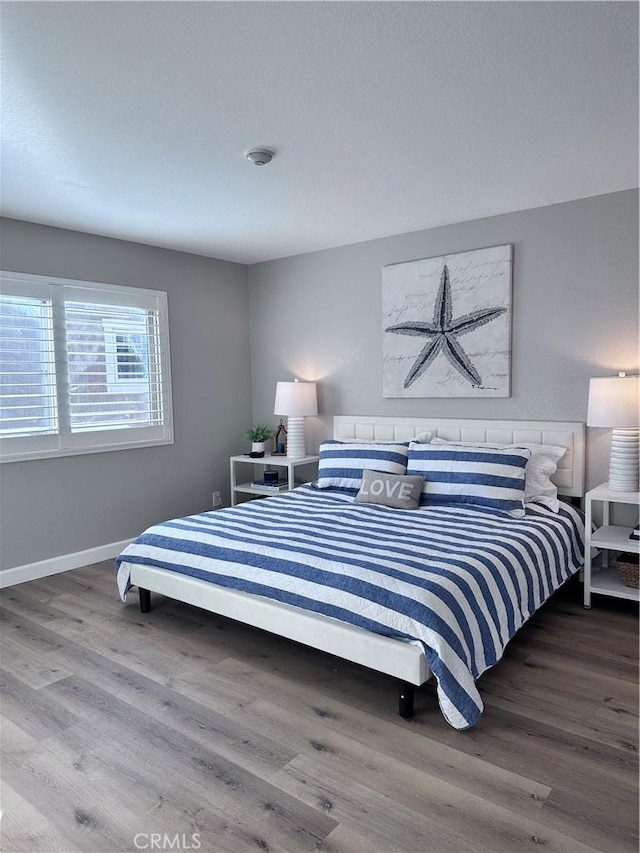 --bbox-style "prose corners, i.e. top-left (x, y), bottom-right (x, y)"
top-left (317, 440), bottom-right (409, 490)
top-left (406, 442), bottom-right (531, 516)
